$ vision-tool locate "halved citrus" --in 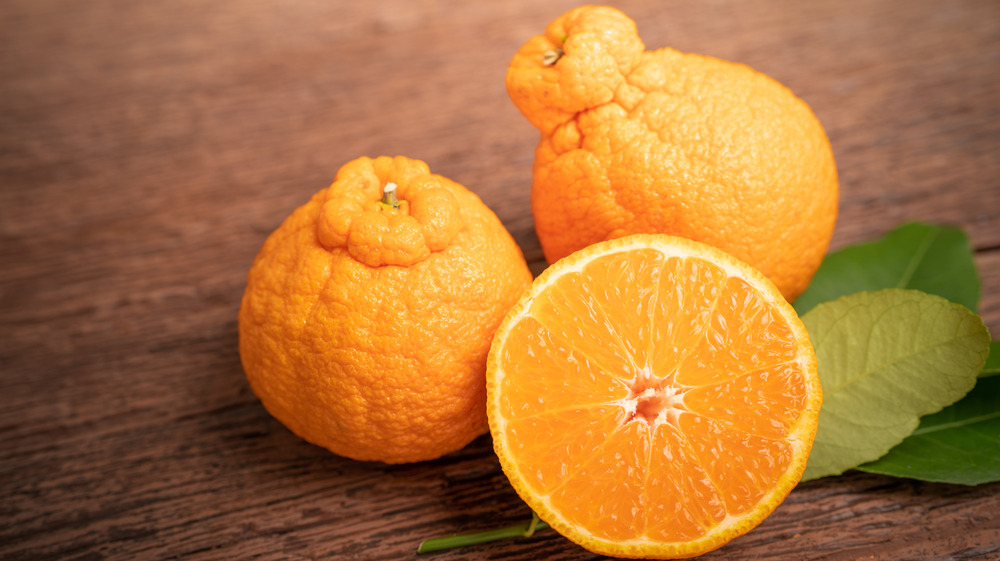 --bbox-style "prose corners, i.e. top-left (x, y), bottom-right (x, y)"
top-left (486, 235), bottom-right (821, 558)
